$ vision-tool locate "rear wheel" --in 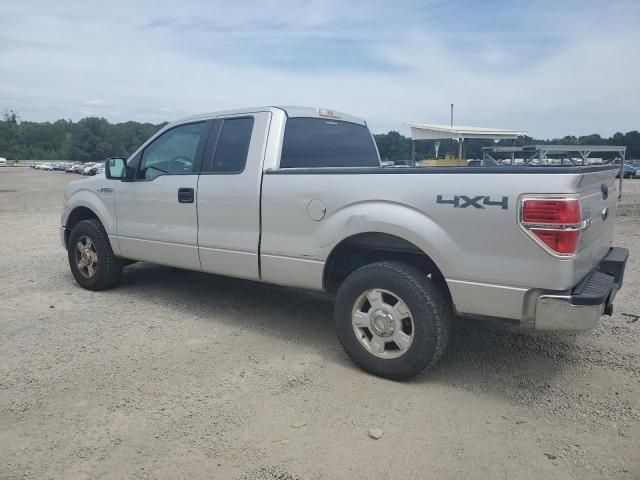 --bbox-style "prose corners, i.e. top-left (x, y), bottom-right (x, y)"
top-left (334, 261), bottom-right (451, 380)
top-left (67, 219), bottom-right (122, 290)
